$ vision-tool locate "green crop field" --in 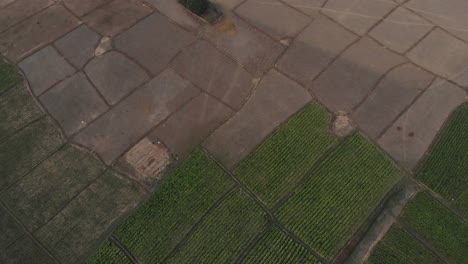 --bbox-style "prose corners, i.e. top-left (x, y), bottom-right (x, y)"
top-left (276, 133), bottom-right (402, 260)
top-left (455, 189), bottom-right (468, 217)
top-left (165, 188), bottom-right (268, 263)
top-left (0, 84), bottom-right (43, 142)
top-left (0, 60), bottom-right (22, 93)
top-left (367, 224), bottom-right (444, 264)
top-left (0, 117), bottom-right (64, 190)
top-left (401, 192), bottom-right (468, 263)
top-left (234, 104), bottom-right (336, 208)
top-left (416, 105), bottom-right (468, 200)
top-left (243, 226), bottom-right (322, 264)
top-left (113, 148), bottom-right (236, 263)
top-left (88, 239), bottom-right (131, 264)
